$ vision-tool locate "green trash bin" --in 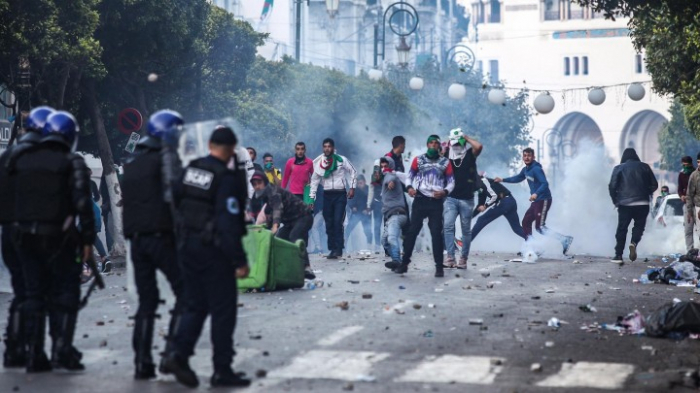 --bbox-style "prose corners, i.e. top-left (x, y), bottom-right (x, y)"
top-left (238, 225), bottom-right (305, 291)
